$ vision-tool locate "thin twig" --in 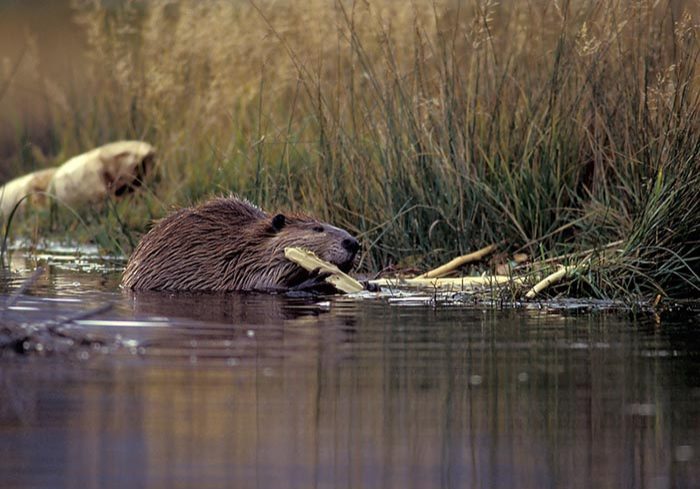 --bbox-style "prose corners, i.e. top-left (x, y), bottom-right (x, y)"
top-left (3, 267), bottom-right (44, 310)
top-left (50, 303), bottom-right (114, 327)
top-left (515, 240), bottom-right (624, 270)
